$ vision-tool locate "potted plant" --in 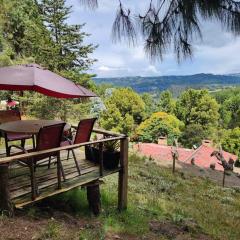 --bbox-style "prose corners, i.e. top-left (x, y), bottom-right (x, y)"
top-left (85, 135), bottom-right (100, 163)
top-left (102, 140), bottom-right (120, 169)
top-left (85, 138), bottom-right (120, 169)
